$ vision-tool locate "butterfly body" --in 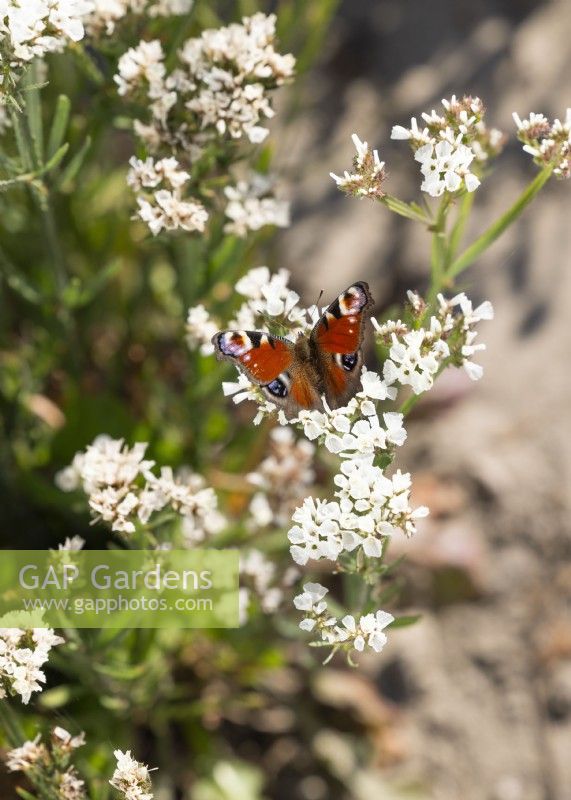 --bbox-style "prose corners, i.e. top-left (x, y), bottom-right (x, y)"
top-left (213, 282), bottom-right (374, 415)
